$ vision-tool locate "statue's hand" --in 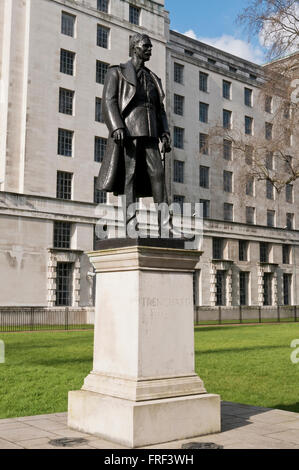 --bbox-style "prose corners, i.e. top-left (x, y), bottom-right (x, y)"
top-left (112, 129), bottom-right (125, 145)
top-left (161, 133), bottom-right (172, 154)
